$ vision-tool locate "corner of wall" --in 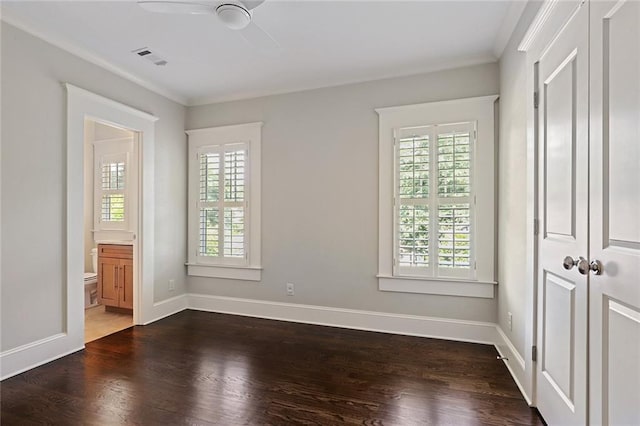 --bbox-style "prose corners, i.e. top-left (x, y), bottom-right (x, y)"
top-left (495, 325), bottom-right (532, 404)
